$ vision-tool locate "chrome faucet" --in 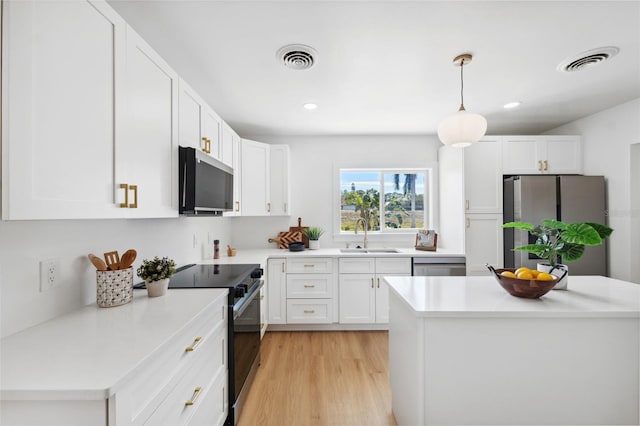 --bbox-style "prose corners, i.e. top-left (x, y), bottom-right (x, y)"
top-left (354, 217), bottom-right (369, 249)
